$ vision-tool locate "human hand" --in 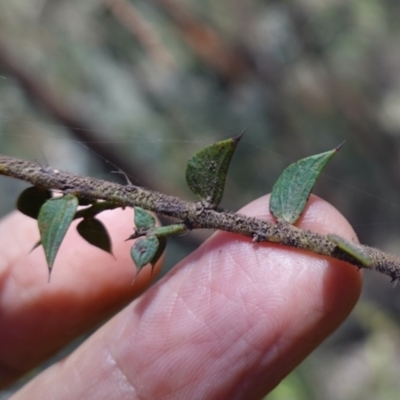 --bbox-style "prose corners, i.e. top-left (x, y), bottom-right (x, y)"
top-left (0, 194), bottom-right (361, 399)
